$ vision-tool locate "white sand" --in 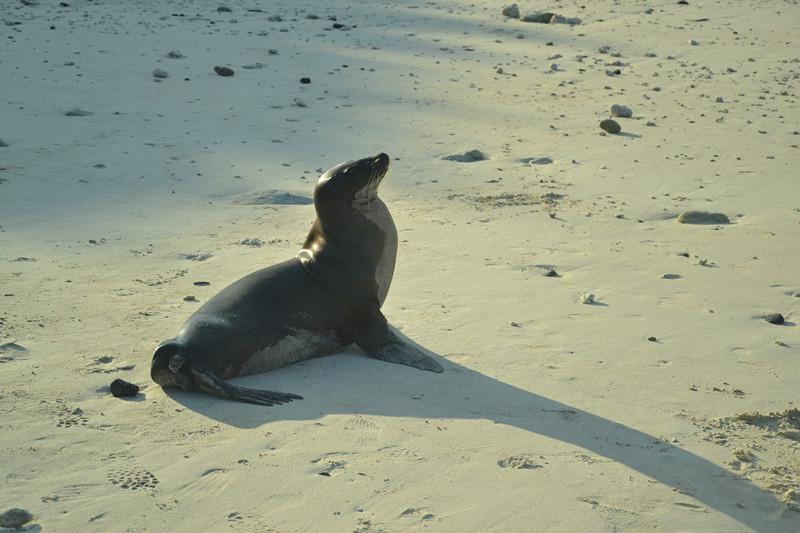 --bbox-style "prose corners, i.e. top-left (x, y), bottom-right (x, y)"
top-left (2, 0), bottom-right (799, 530)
